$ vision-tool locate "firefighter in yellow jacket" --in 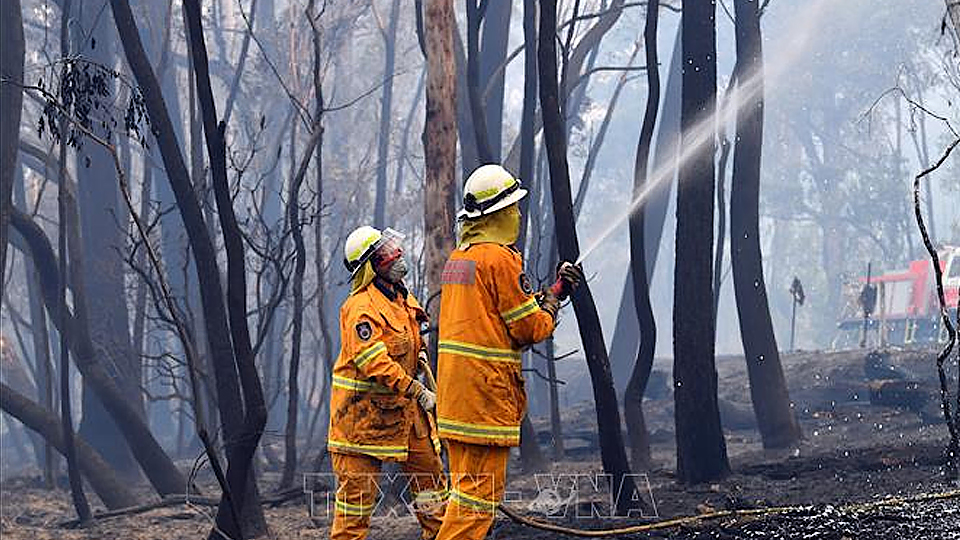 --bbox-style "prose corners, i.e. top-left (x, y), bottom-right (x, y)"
top-left (328, 225), bottom-right (447, 540)
top-left (434, 164), bottom-right (583, 539)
